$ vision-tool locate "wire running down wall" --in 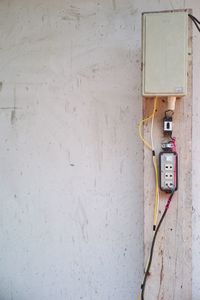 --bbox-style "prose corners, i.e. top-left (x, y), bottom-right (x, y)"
top-left (143, 11), bottom-right (192, 299)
